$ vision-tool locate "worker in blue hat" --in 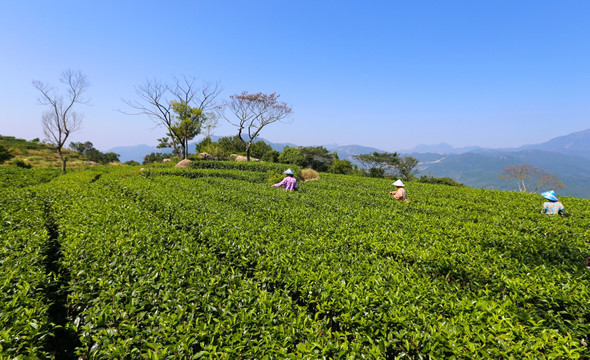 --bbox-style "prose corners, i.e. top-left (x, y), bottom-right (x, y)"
top-left (271, 168), bottom-right (298, 191)
top-left (541, 190), bottom-right (566, 215)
